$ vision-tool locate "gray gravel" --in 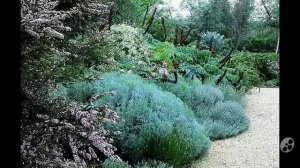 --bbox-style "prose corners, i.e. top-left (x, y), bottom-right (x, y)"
top-left (192, 88), bottom-right (279, 168)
